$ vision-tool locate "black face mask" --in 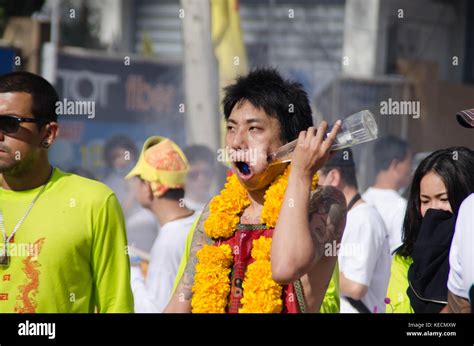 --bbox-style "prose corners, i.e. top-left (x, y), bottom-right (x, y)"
top-left (407, 208), bottom-right (456, 313)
